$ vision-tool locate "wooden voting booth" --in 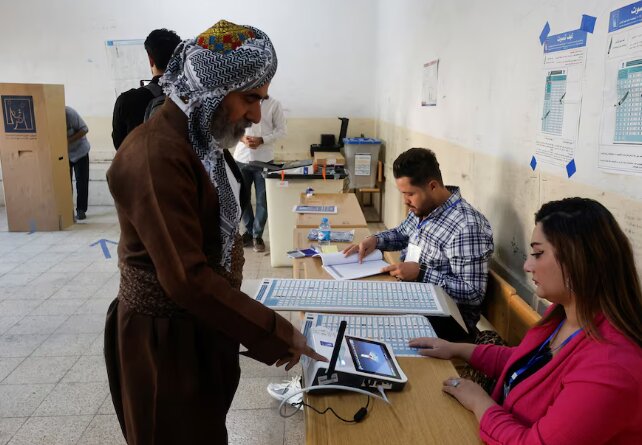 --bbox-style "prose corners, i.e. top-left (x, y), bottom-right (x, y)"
top-left (0, 83), bottom-right (73, 231)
